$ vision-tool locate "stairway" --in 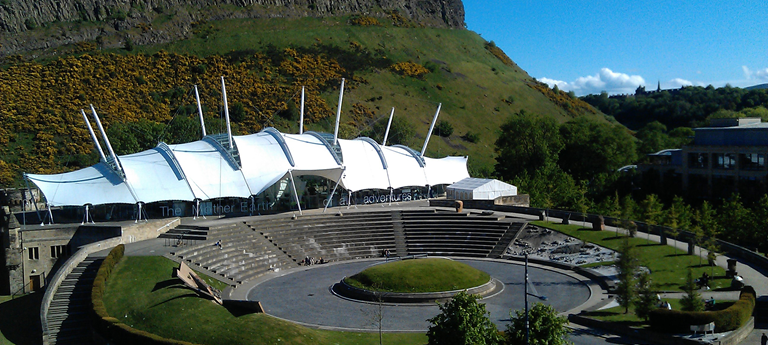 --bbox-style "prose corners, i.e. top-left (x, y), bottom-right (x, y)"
top-left (45, 255), bottom-right (104, 345)
top-left (487, 221), bottom-right (527, 258)
top-left (391, 211), bottom-right (408, 256)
